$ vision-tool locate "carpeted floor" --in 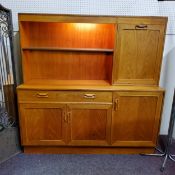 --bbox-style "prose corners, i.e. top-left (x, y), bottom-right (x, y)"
top-left (0, 153), bottom-right (175, 175)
